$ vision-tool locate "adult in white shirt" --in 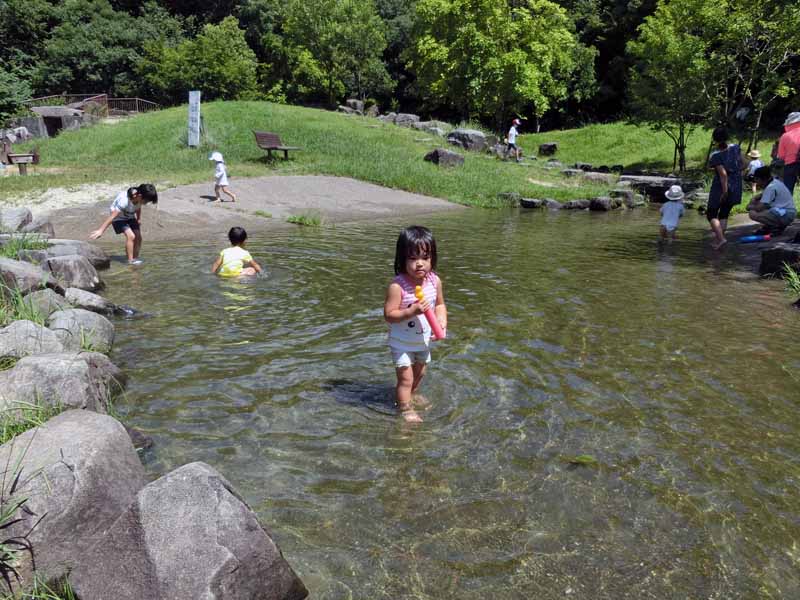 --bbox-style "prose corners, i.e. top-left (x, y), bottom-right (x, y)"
top-left (747, 166), bottom-right (796, 235)
top-left (88, 184), bottom-right (158, 264)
